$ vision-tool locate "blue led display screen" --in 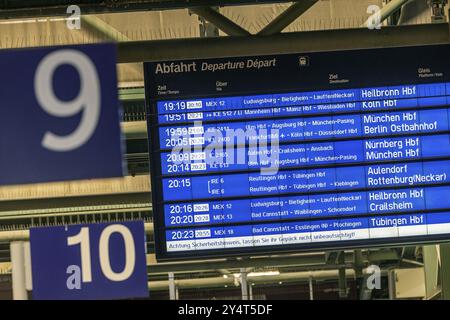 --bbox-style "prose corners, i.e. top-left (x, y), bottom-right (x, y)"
top-left (145, 44), bottom-right (450, 261)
